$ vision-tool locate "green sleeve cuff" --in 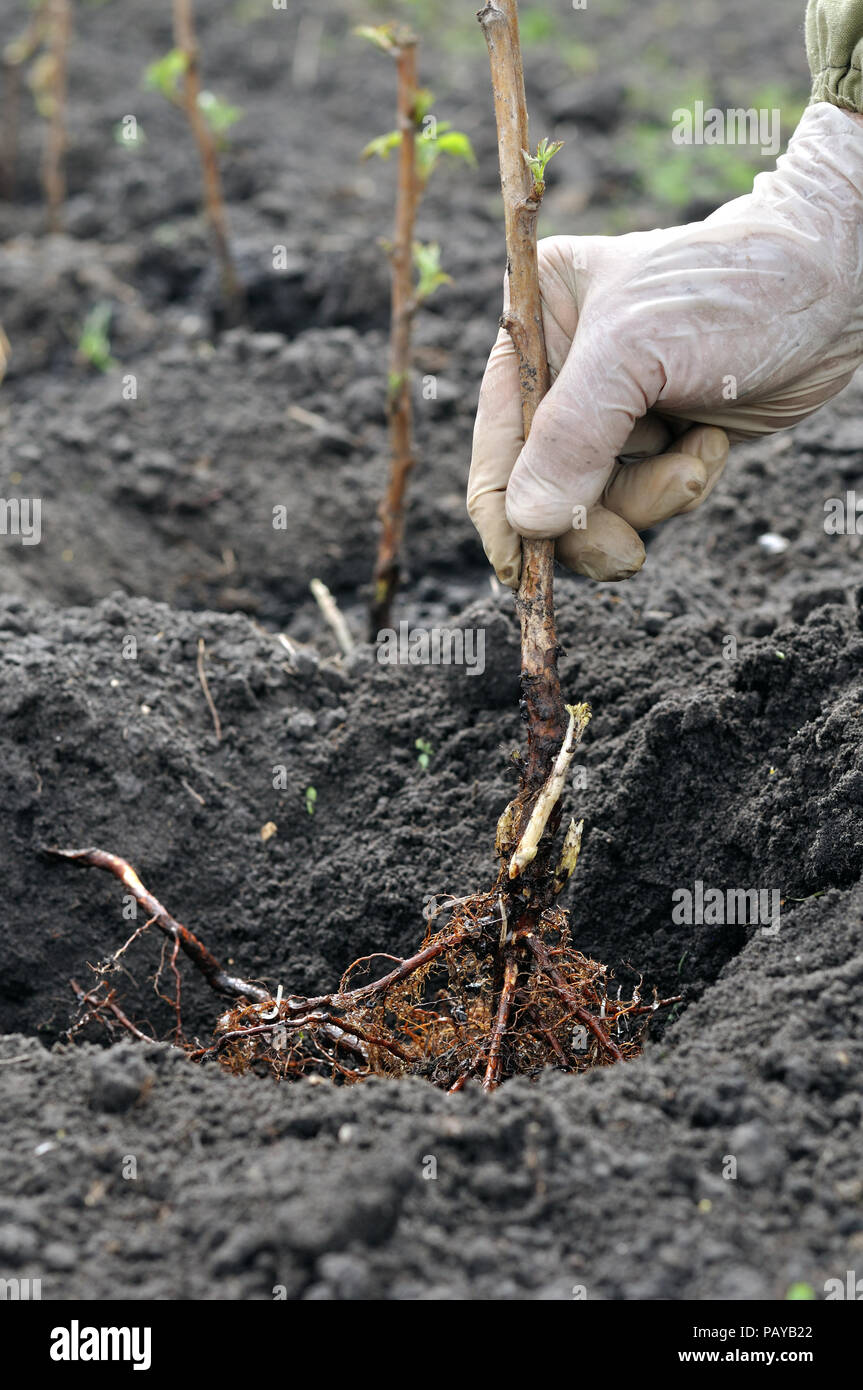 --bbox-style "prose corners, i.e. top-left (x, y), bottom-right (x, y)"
top-left (807, 0), bottom-right (863, 113)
